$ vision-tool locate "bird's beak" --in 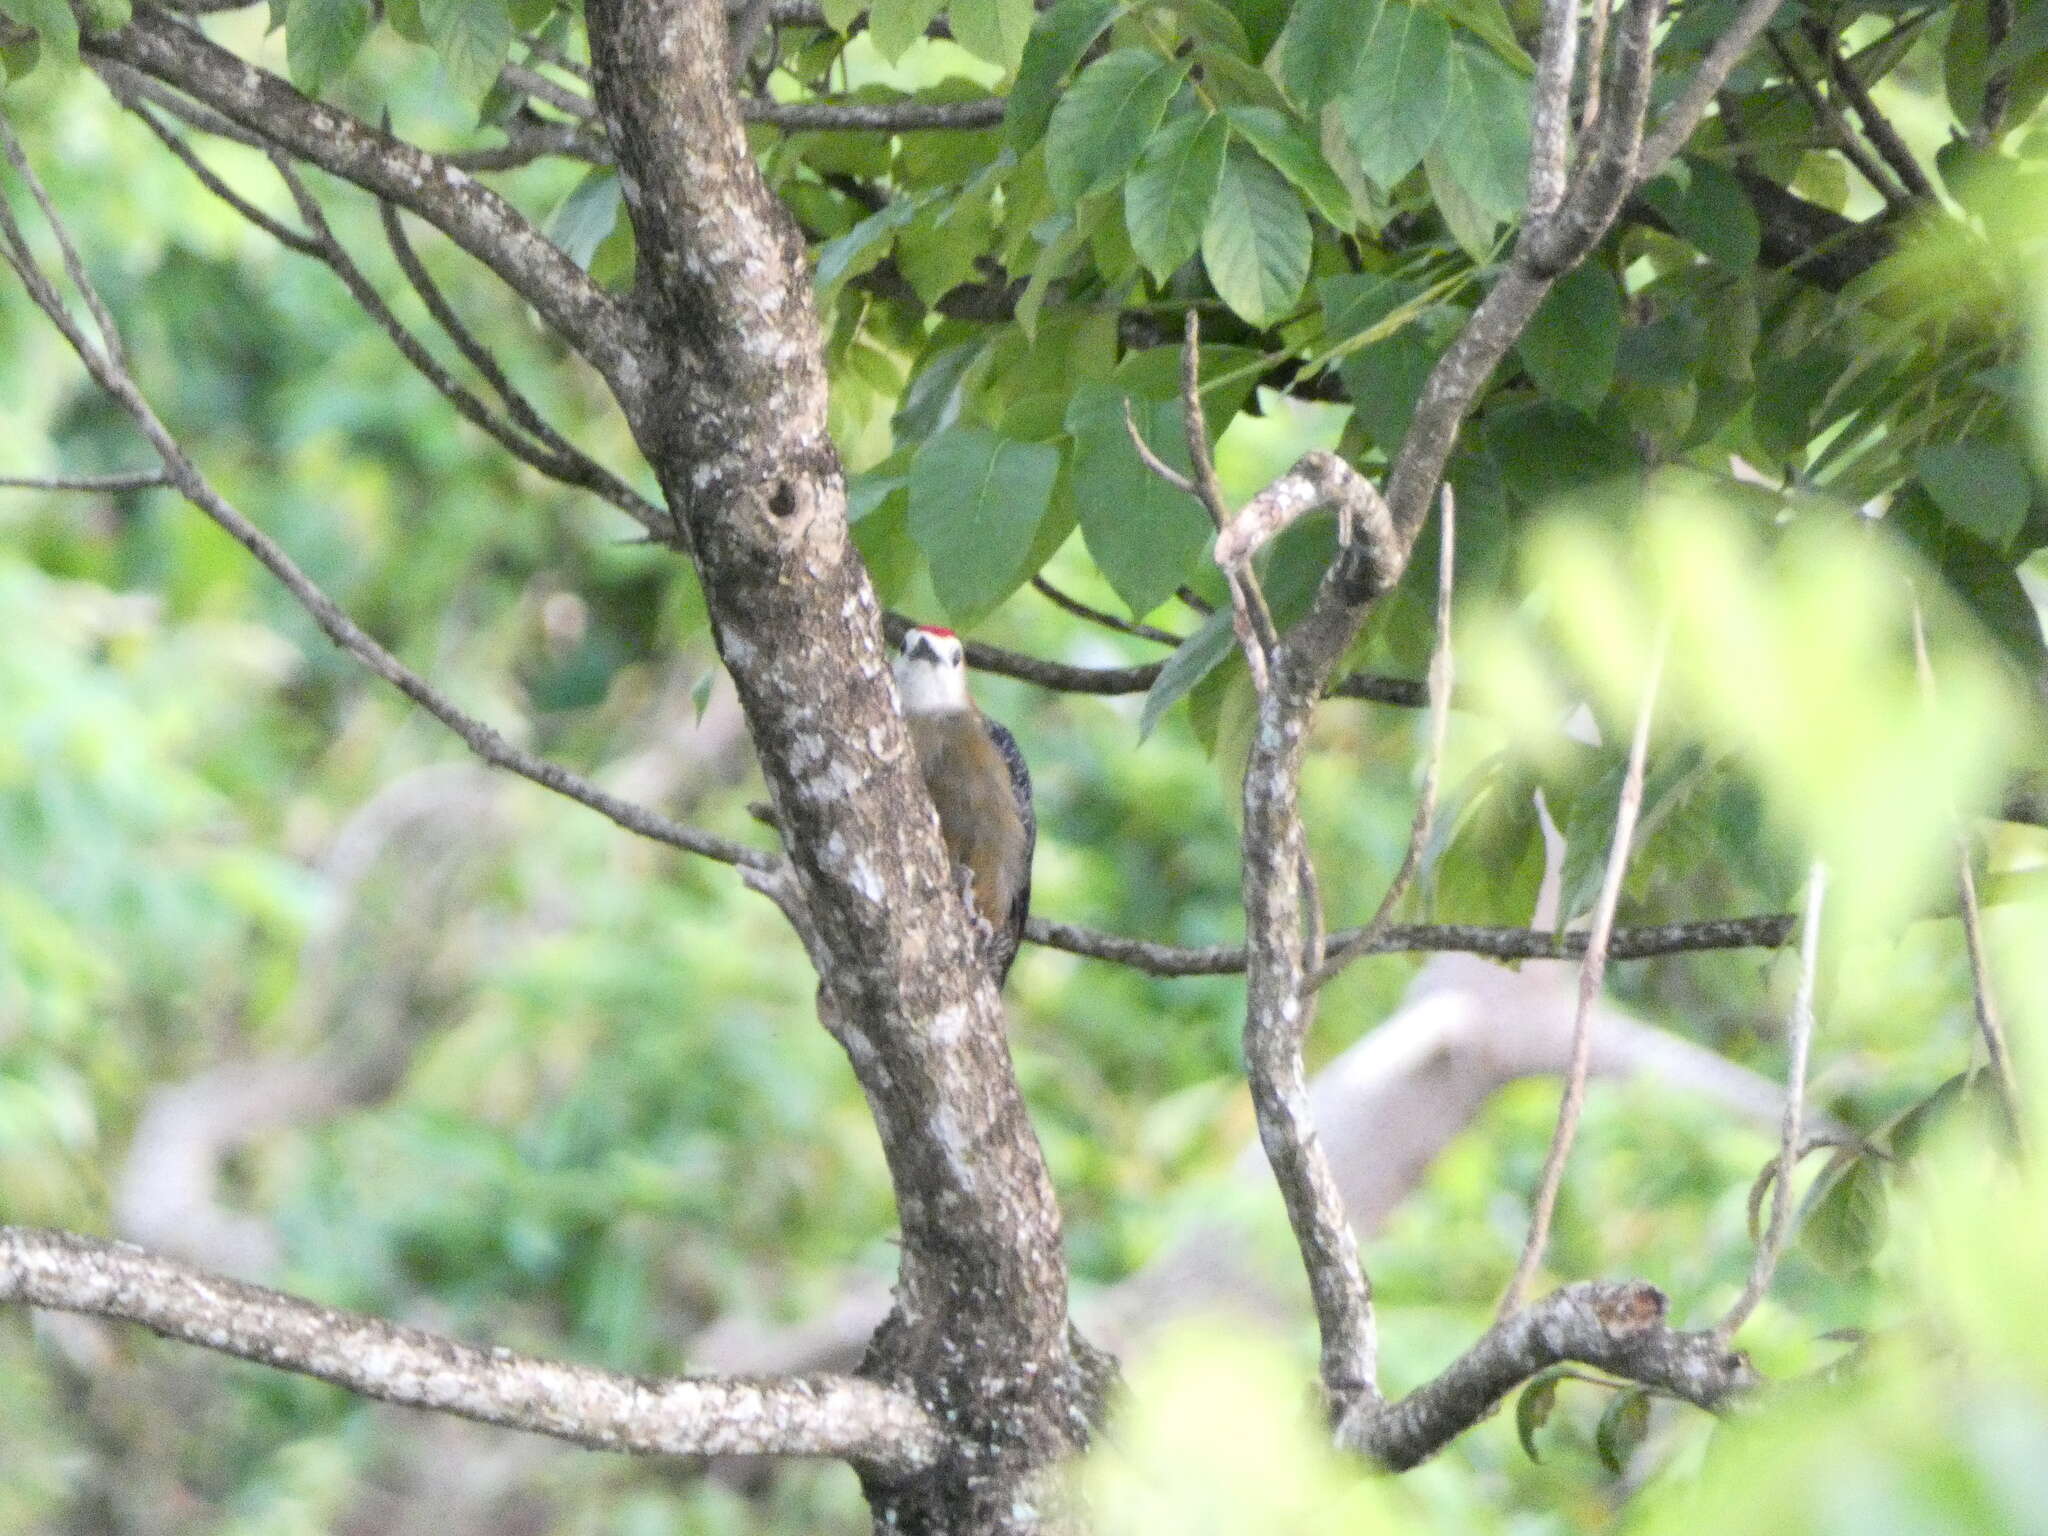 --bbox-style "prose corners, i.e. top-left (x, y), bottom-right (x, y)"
top-left (905, 632), bottom-right (939, 665)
